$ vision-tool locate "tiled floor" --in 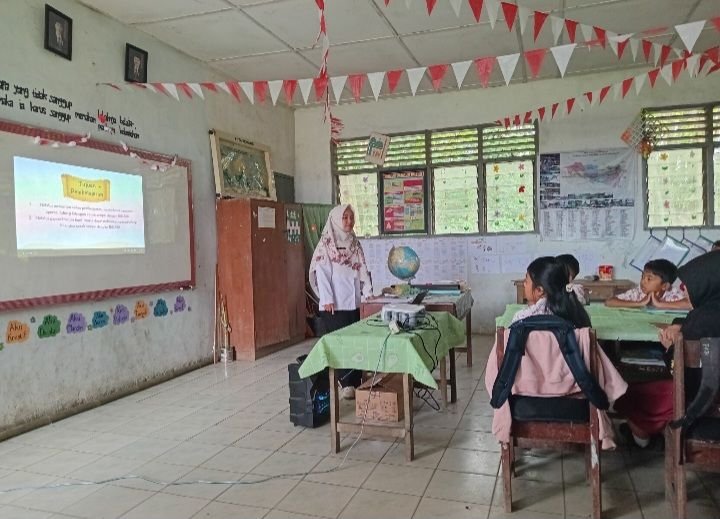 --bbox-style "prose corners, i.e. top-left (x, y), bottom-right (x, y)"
top-left (1, 335), bottom-right (719, 518)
